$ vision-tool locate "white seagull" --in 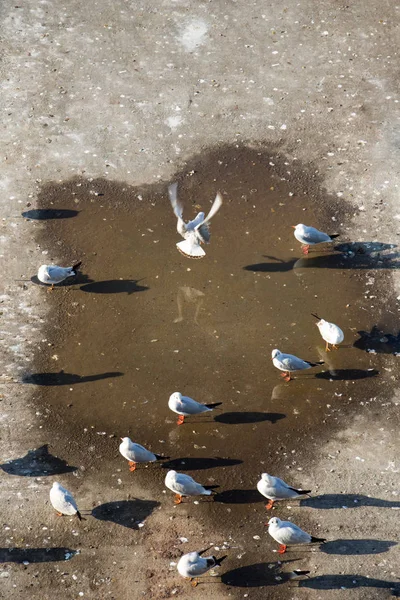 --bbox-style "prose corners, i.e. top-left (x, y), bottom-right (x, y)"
top-left (38, 261), bottom-right (82, 291)
top-left (165, 470), bottom-right (215, 504)
top-left (168, 391), bottom-right (222, 425)
top-left (50, 482), bottom-right (81, 520)
top-left (257, 473), bottom-right (311, 510)
top-left (311, 313), bottom-right (344, 351)
top-left (168, 182), bottom-right (223, 259)
top-left (271, 349), bottom-right (324, 381)
top-left (292, 224), bottom-right (339, 255)
top-left (267, 516), bottom-right (326, 554)
top-left (177, 548), bottom-right (227, 586)
top-left (119, 437), bottom-right (166, 472)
